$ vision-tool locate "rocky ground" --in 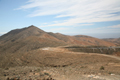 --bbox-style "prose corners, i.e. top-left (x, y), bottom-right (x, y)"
top-left (0, 47), bottom-right (120, 80)
top-left (0, 66), bottom-right (120, 80)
